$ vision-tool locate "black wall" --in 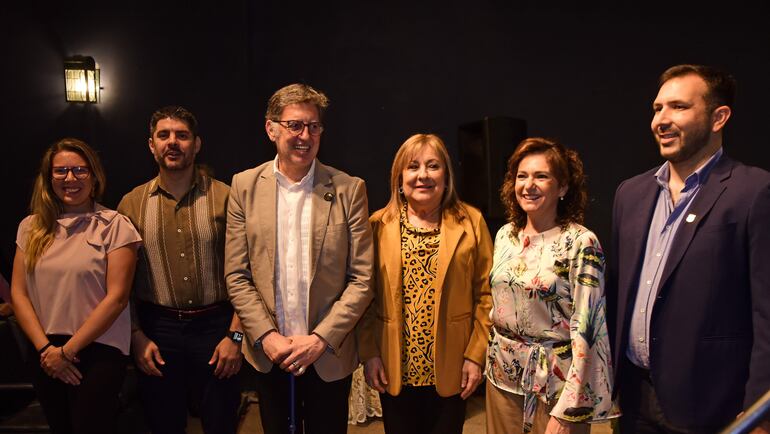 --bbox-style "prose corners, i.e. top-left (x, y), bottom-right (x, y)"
top-left (2, 2), bottom-right (769, 274)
